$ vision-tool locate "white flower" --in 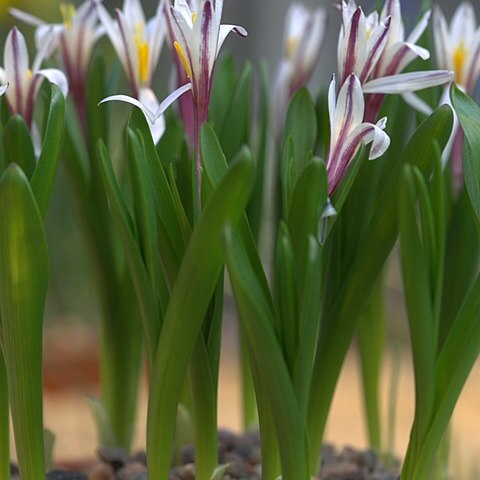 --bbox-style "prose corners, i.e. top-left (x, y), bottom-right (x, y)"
top-left (169, 0), bottom-right (247, 125)
top-left (272, 3), bottom-right (327, 133)
top-left (97, 0), bottom-right (165, 97)
top-left (433, 2), bottom-right (480, 93)
top-left (327, 74), bottom-right (390, 195)
top-left (337, 0), bottom-right (453, 120)
top-left (0, 27), bottom-right (68, 127)
top-left (10, 1), bottom-right (103, 85)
